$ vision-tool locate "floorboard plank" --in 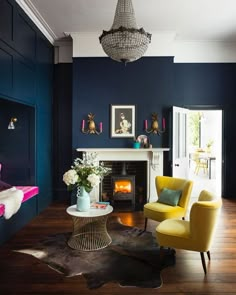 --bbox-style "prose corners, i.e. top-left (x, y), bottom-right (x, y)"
top-left (0, 198), bottom-right (236, 294)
